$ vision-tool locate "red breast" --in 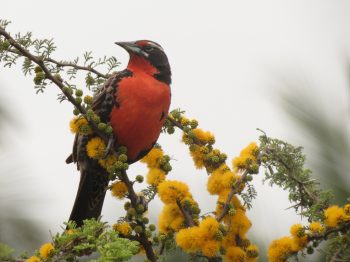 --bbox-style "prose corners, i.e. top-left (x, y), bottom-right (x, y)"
top-left (111, 41), bottom-right (172, 162)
